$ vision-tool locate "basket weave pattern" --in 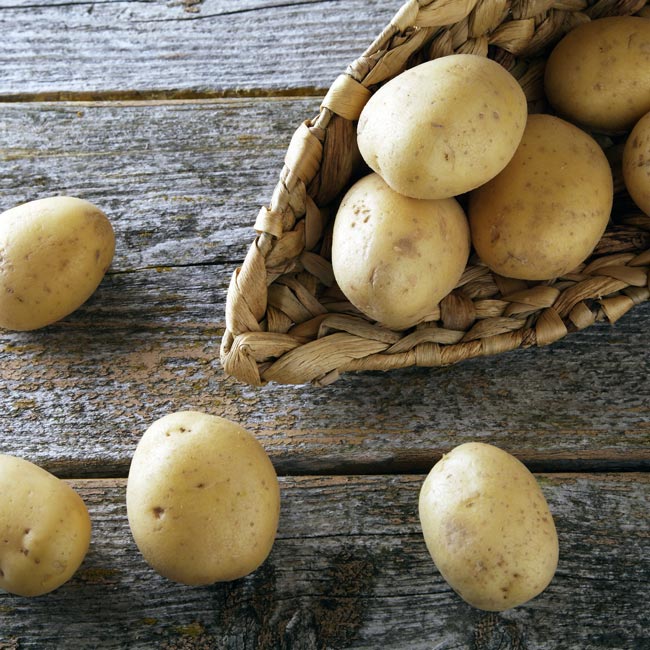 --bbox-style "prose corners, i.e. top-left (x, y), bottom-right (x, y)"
top-left (221, 0), bottom-right (650, 386)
